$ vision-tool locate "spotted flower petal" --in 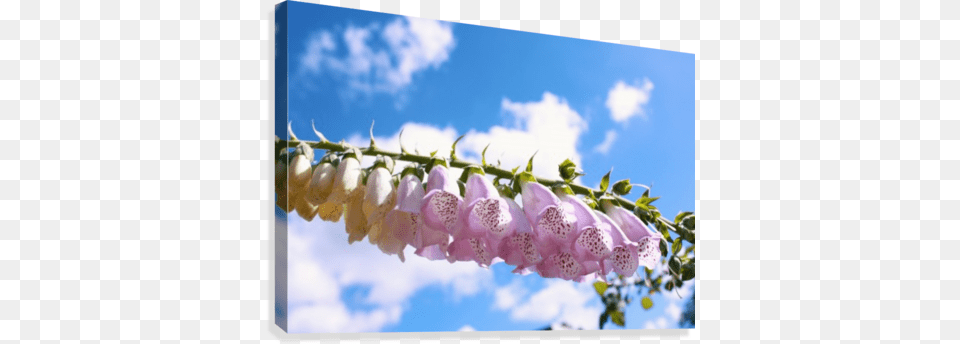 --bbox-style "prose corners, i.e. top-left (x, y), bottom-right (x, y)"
top-left (447, 235), bottom-right (495, 268)
top-left (420, 165), bottom-right (463, 235)
top-left (557, 193), bottom-right (613, 262)
top-left (602, 201), bottom-right (662, 269)
top-left (463, 173), bottom-right (512, 240)
top-left (497, 198), bottom-right (542, 272)
top-left (595, 210), bottom-right (639, 278)
top-left (519, 181), bottom-right (576, 254)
